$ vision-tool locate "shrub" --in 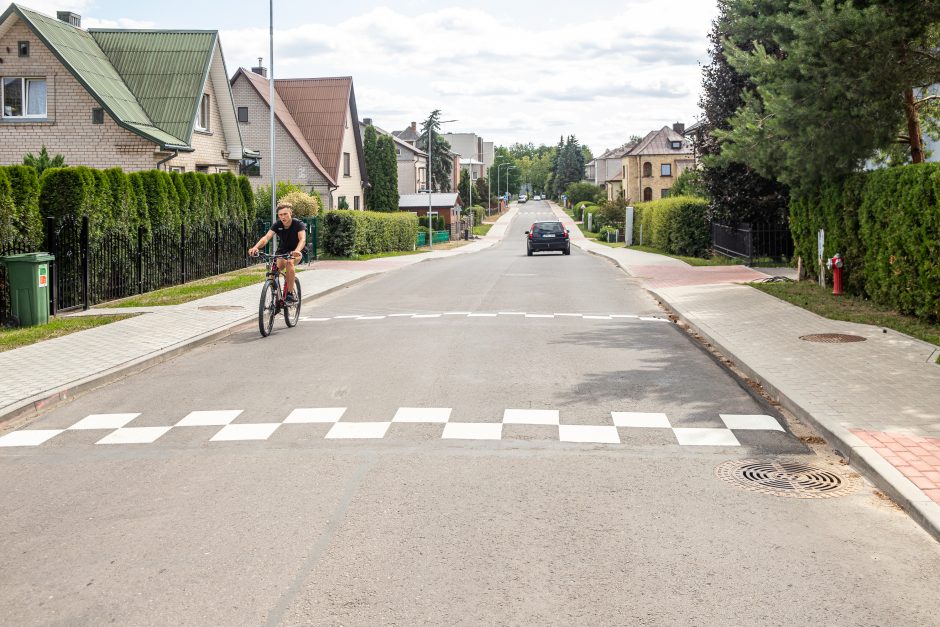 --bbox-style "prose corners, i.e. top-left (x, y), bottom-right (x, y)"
top-left (103, 168), bottom-right (140, 233)
top-left (280, 190), bottom-right (321, 218)
top-left (468, 205), bottom-right (485, 224)
top-left (133, 170), bottom-right (180, 230)
top-left (633, 196), bottom-right (710, 257)
top-left (238, 176), bottom-right (254, 217)
top-left (566, 181), bottom-right (602, 206)
top-left (0, 165), bottom-right (42, 246)
top-left (0, 169), bottom-right (15, 250)
top-left (39, 167), bottom-right (111, 239)
top-left (254, 180), bottom-right (306, 221)
top-left (321, 210), bottom-right (418, 257)
top-left (597, 225), bottom-right (618, 241)
top-left (671, 168), bottom-right (707, 199)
